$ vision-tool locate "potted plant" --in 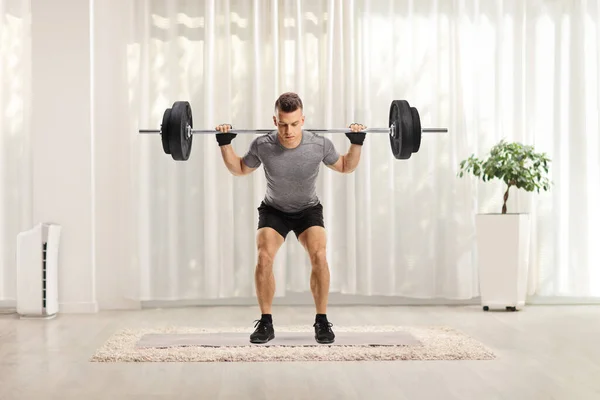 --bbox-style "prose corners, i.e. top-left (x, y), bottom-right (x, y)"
top-left (458, 140), bottom-right (551, 311)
